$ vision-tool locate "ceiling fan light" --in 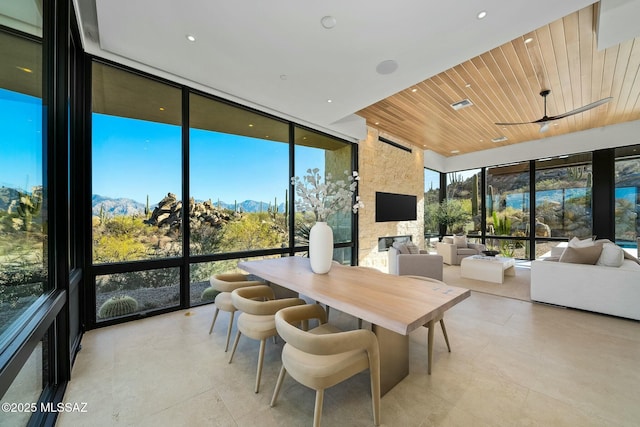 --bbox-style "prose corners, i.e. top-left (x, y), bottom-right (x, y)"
top-left (539, 122), bottom-right (550, 133)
